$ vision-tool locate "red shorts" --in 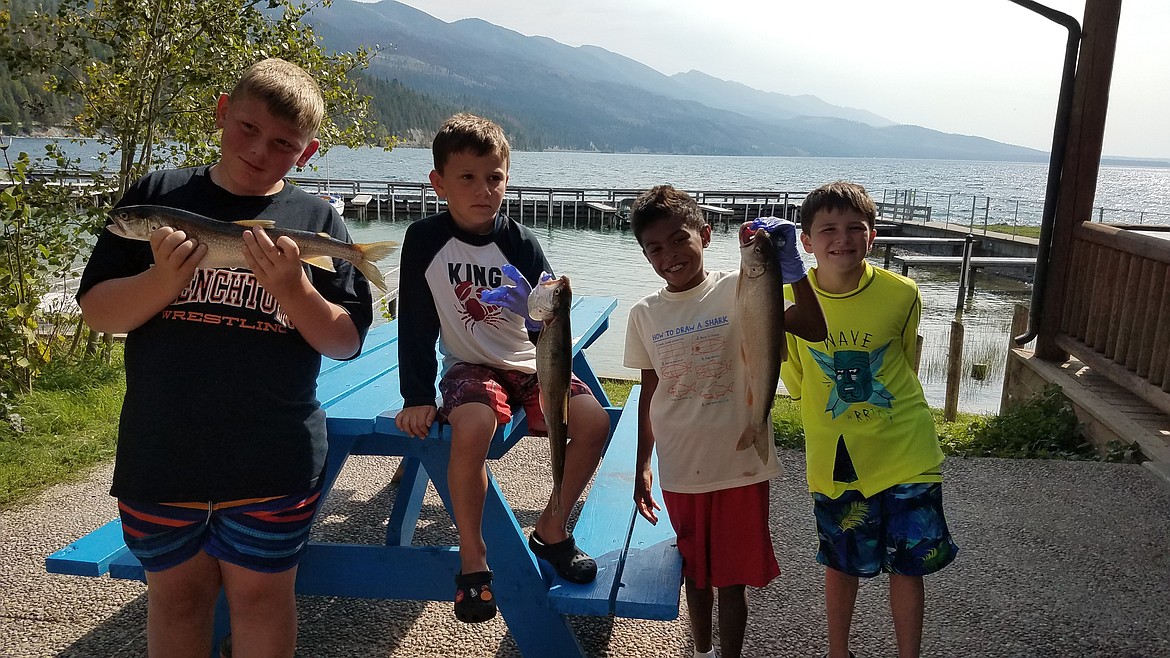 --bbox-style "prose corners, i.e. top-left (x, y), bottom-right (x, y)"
top-left (438, 362), bottom-right (593, 434)
top-left (662, 480), bottom-right (780, 590)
